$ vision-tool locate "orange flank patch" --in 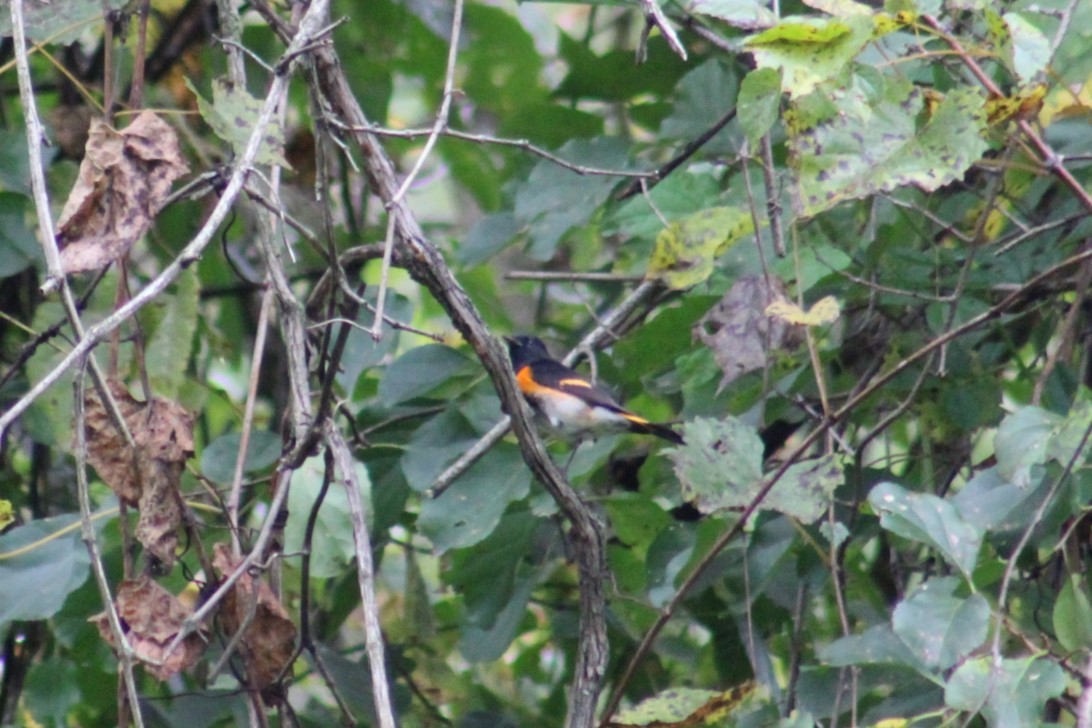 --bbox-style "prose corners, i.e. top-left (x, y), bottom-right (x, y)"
top-left (516, 366), bottom-right (550, 396)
